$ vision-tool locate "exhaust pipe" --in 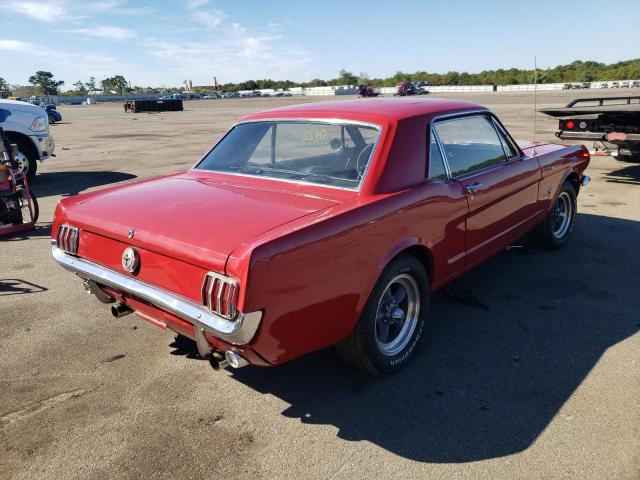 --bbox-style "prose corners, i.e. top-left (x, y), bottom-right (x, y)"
top-left (111, 303), bottom-right (133, 318)
top-left (209, 351), bottom-right (249, 370)
top-left (209, 354), bottom-right (228, 370)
